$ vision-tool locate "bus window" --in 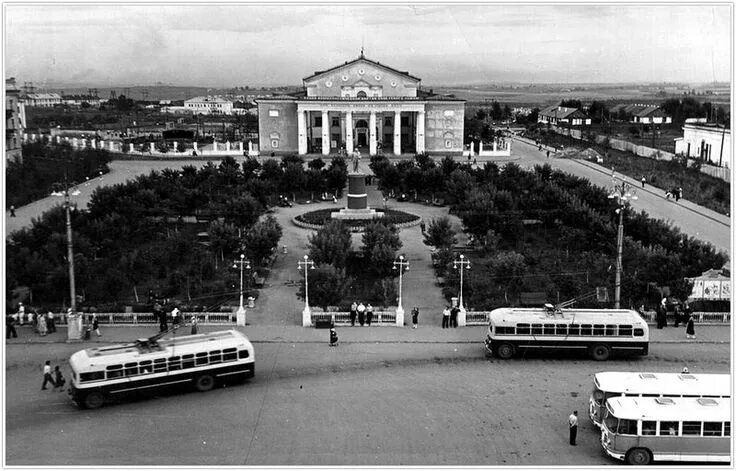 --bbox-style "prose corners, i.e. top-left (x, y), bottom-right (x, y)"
top-left (568, 324), bottom-right (580, 336)
top-left (517, 324), bottom-right (531, 335)
top-left (633, 328), bottom-right (645, 336)
top-left (531, 324), bottom-right (543, 335)
top-left (642, 421), bottom-right (657, 435)
top-left (683, 421), bottom-right (702, 435)
top-left (106, 365), bottom-right (123, 379)
top-left (182, 354), bottom-right (195, 369)
top-left (223, 348), bottom-right (237, 361)
top-left (543, 324), bottom-right (555, 335)
top-left (704, 422), bottom-right (723, 436)
top-left (580, 324), bottom-right (592, 336)
top-left (80, 371), bottom-right (104, 382)
top-left (139, 360), bottom-right (152, 374)
top-left (168, 356), bottom-right (181, 371)
top-left (124, 362), bottom-right (139, 376)
top-left (605, 324), bottom-right (616, 336)
top-left (195, 352), bottom-right (208, 365)
top-left (660, 421), bottom-right (679, 436)
top-left (618, 324), bottom-right (633, 336)
top-left (153, 358), bottom-right (167, 372)
top-left (496, 326), bottom-right (515, 335)
top-left (593, 324), bottom-right (605, 336)
top-left (555, 324), bottom-right (567, 336)
top-left (725, 422), bottom-right (730, 436)
top-left (209, 350), bottom-right (222, 364)
top-left (618, 419), bottom-right (637, 435)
